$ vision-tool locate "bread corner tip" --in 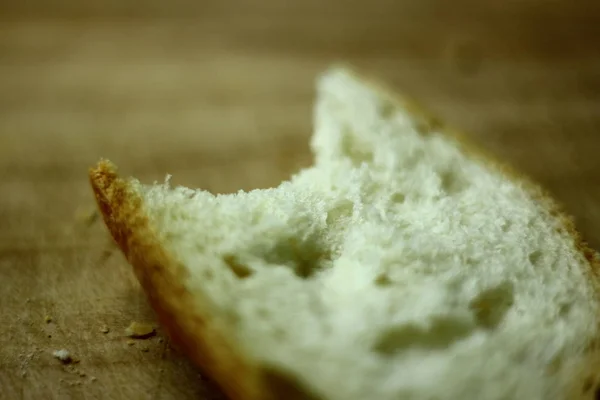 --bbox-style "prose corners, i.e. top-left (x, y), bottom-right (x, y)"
top-left (89, 158), bottom-right (119, 192)
top-left (90, 158), bottom-right (117, 176)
